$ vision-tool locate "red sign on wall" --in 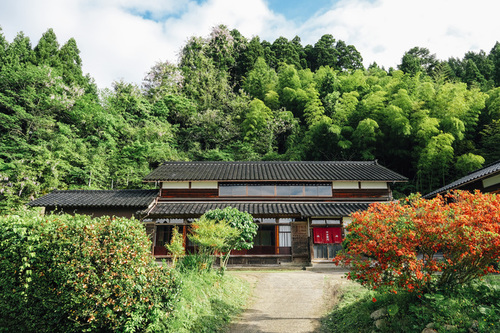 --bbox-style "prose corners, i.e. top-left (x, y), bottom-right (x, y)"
top-left (313, 227), bottom-right (342, 244)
